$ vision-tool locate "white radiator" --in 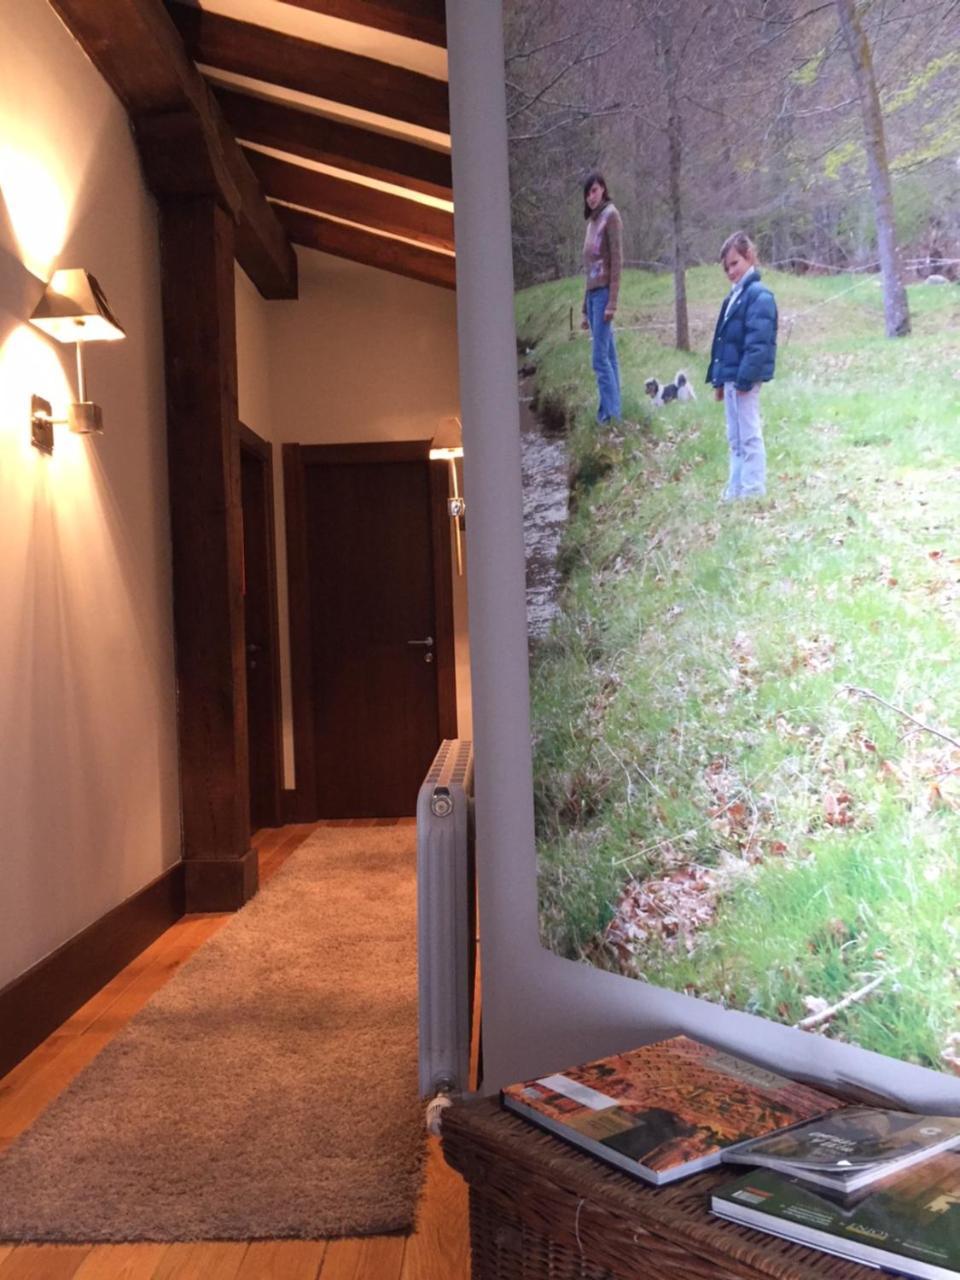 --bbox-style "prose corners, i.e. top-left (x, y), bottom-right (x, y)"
top-left (417, 739), bottom-right (475, 1101)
